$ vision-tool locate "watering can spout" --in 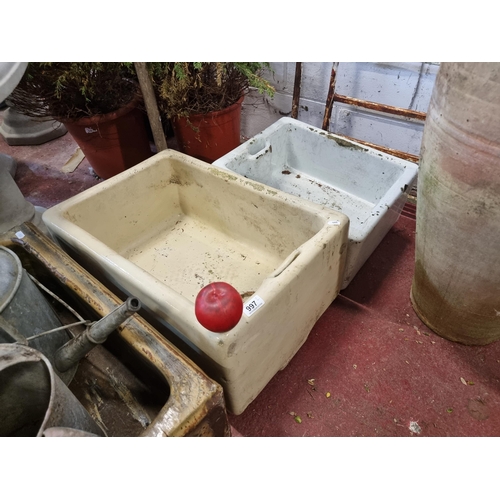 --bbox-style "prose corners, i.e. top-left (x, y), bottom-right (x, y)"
top-left (54, 297), bottom-right (141, 373)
